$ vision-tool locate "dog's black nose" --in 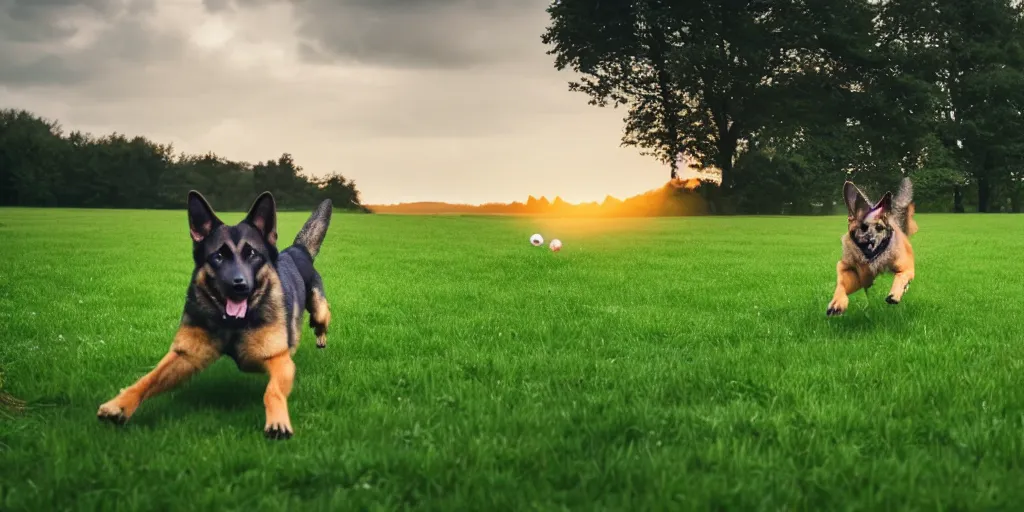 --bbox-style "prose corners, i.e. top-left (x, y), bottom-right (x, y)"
top-left (232, 276), bottom-right (250, 294)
